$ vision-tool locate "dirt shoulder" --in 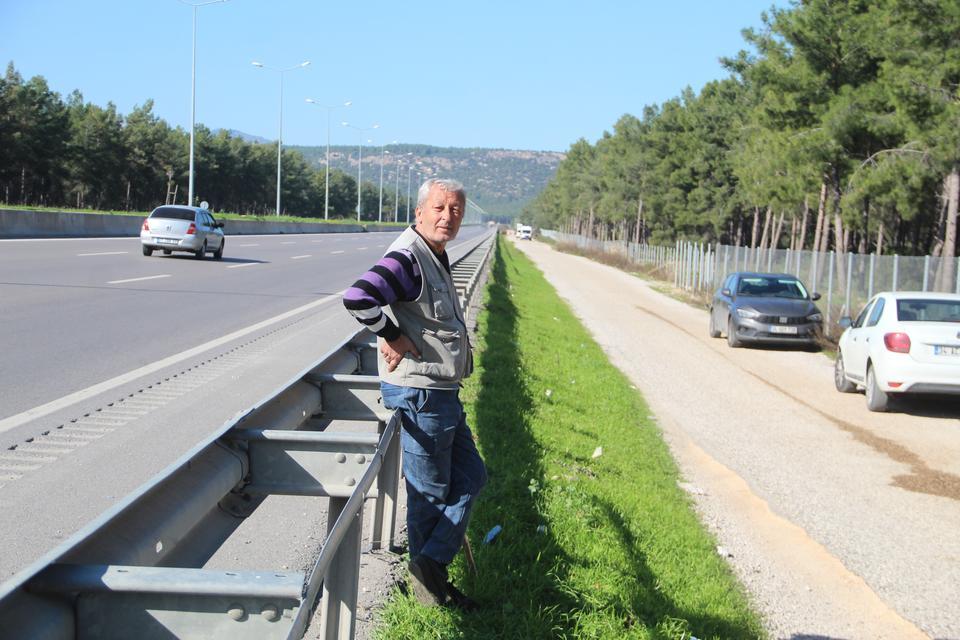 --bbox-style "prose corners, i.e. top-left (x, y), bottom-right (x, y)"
top-left (513, 238), bottom-right (960, 640)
